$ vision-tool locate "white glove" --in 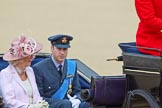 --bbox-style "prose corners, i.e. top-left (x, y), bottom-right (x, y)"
top-left (28, 103), bottom-right (44, 108)
top-left (67, 94), bottom-right (81, 108)
top-left (37, 100), bottom-right (49, 107)
top-left (67, 94), bottom-right (77, 100)
top-left (28, 100), bottom-right (49, 108)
